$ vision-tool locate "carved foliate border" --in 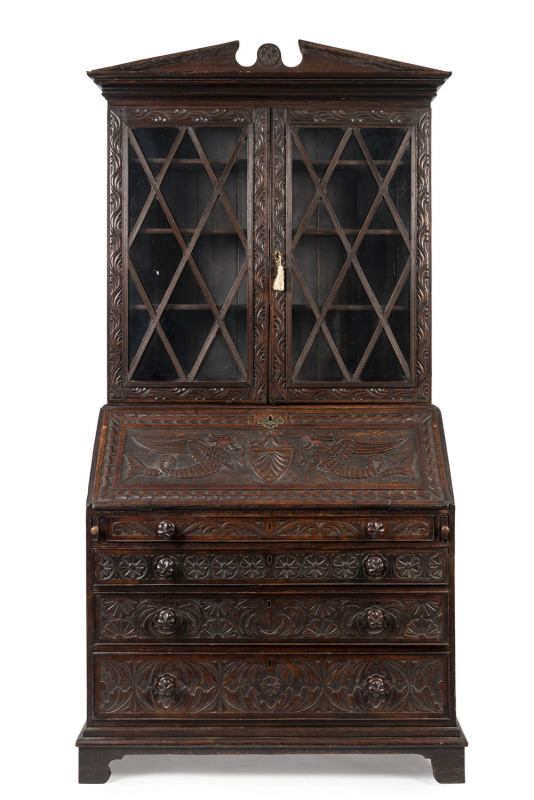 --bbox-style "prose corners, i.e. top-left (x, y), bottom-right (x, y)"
top-left (108, 108), bottom-right (123, 401)
top-left (125, 108), bottom-right (251, 124)
top-left (271, 108), bottom-right (287, 399)
top-left (415, 109), bottom-right (431, 400)
top-left (114, 107), bottom-right (266, 402)
top-left (251, 108), bottom-right (268, 400)
top-left (289, 108), bottom-right (414, 125)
